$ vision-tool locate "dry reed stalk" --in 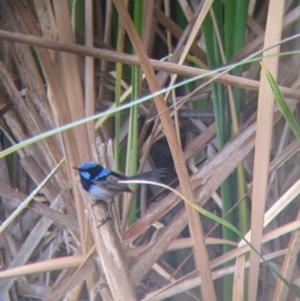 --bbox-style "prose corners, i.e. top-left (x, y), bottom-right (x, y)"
top-left (247, 2), bottom-right (285, 301)
top-left (0, 1), bottom-right (300, 300)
